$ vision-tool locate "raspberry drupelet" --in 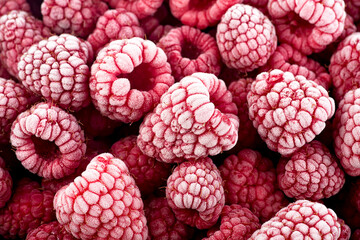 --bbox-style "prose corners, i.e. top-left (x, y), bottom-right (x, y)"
top-left (106, 0), bottom-right (164, 20)
top-left (247, 69), bottom-right (335, 156)
top-left (277, 140), bottom-right (345, 201)
top-left (0, 0), bottom-right (30, 16)
top-left (137, 72), bottom-right (239, 163)
top-left (26, 220), bottom-right (76, 240)
top-left (267, 0), bottom-right (346, 55)
top-left (10, 101), bottom-right (87, 179)
top-left (166, 157), bottom-right (225, 229)
top-left (249, 200), bottom-right (341, 239)
top-left (54, 152), bottom-right (148, 240)
top-left (89, 37), bottom-right (174, 123)
top-left (41, 0), bottom-right (108, 38)
top-left (217, 3), bottom-right (277, 72)
top-left (18, 34), bottom-right (93, 112)
top-left (0, 156), bottom-right (12, 209)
